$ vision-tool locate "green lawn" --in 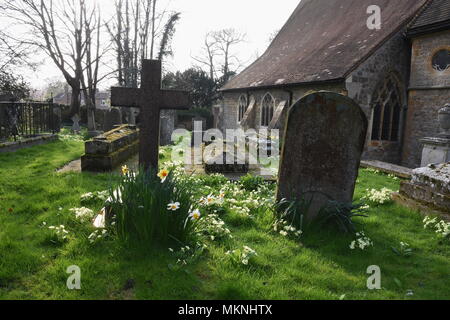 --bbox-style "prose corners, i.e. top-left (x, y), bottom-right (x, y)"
top-left (0, 138), bottom-right (448, 300)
